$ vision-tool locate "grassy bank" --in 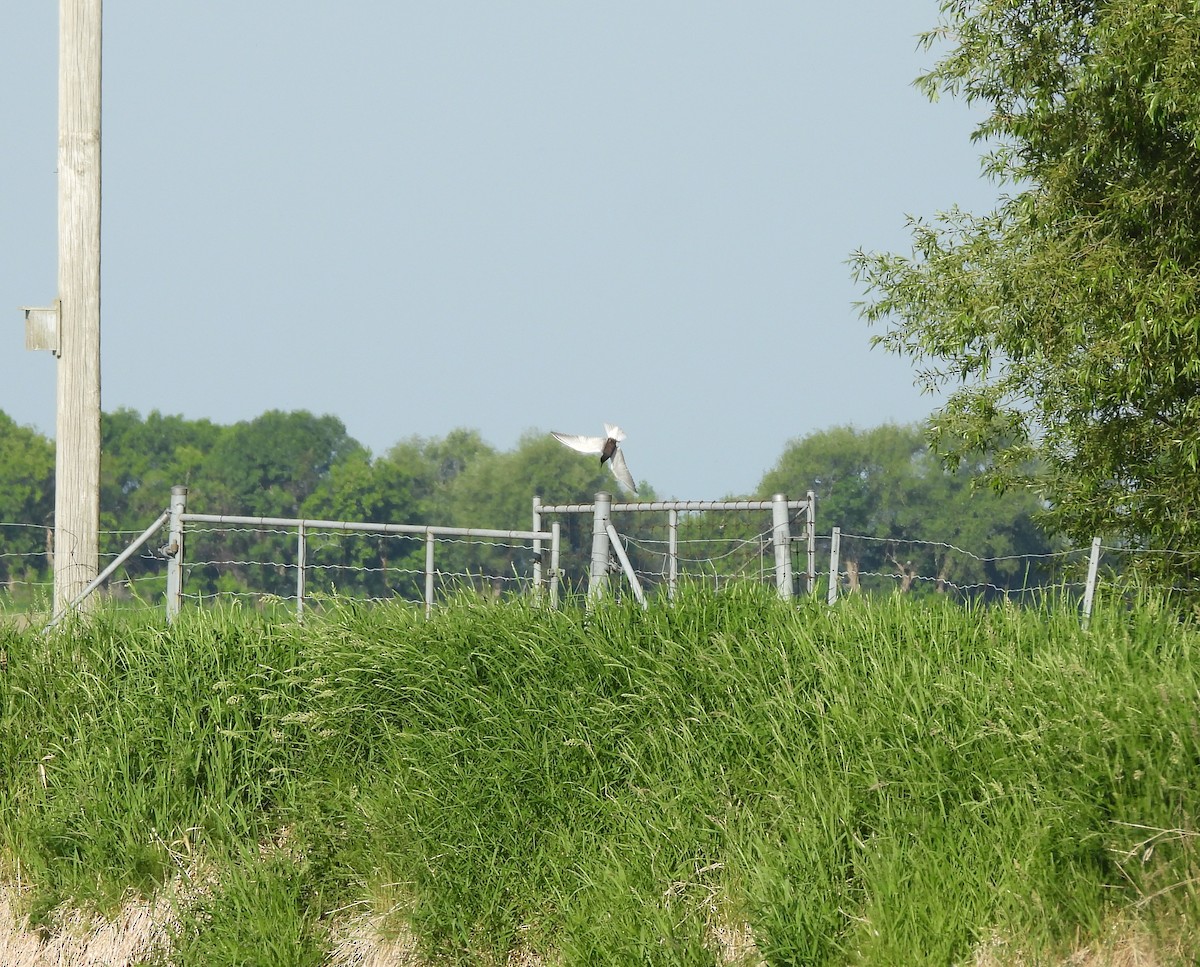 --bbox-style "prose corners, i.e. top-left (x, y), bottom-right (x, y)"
top-left (1, 588), bottom-right (1198, 965)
